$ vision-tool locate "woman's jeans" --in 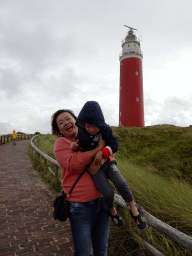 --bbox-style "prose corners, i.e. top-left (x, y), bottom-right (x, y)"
top-left (13, 139), bottom-right (16, 145)
top-left (69, 198), bottom-right (110, 256)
